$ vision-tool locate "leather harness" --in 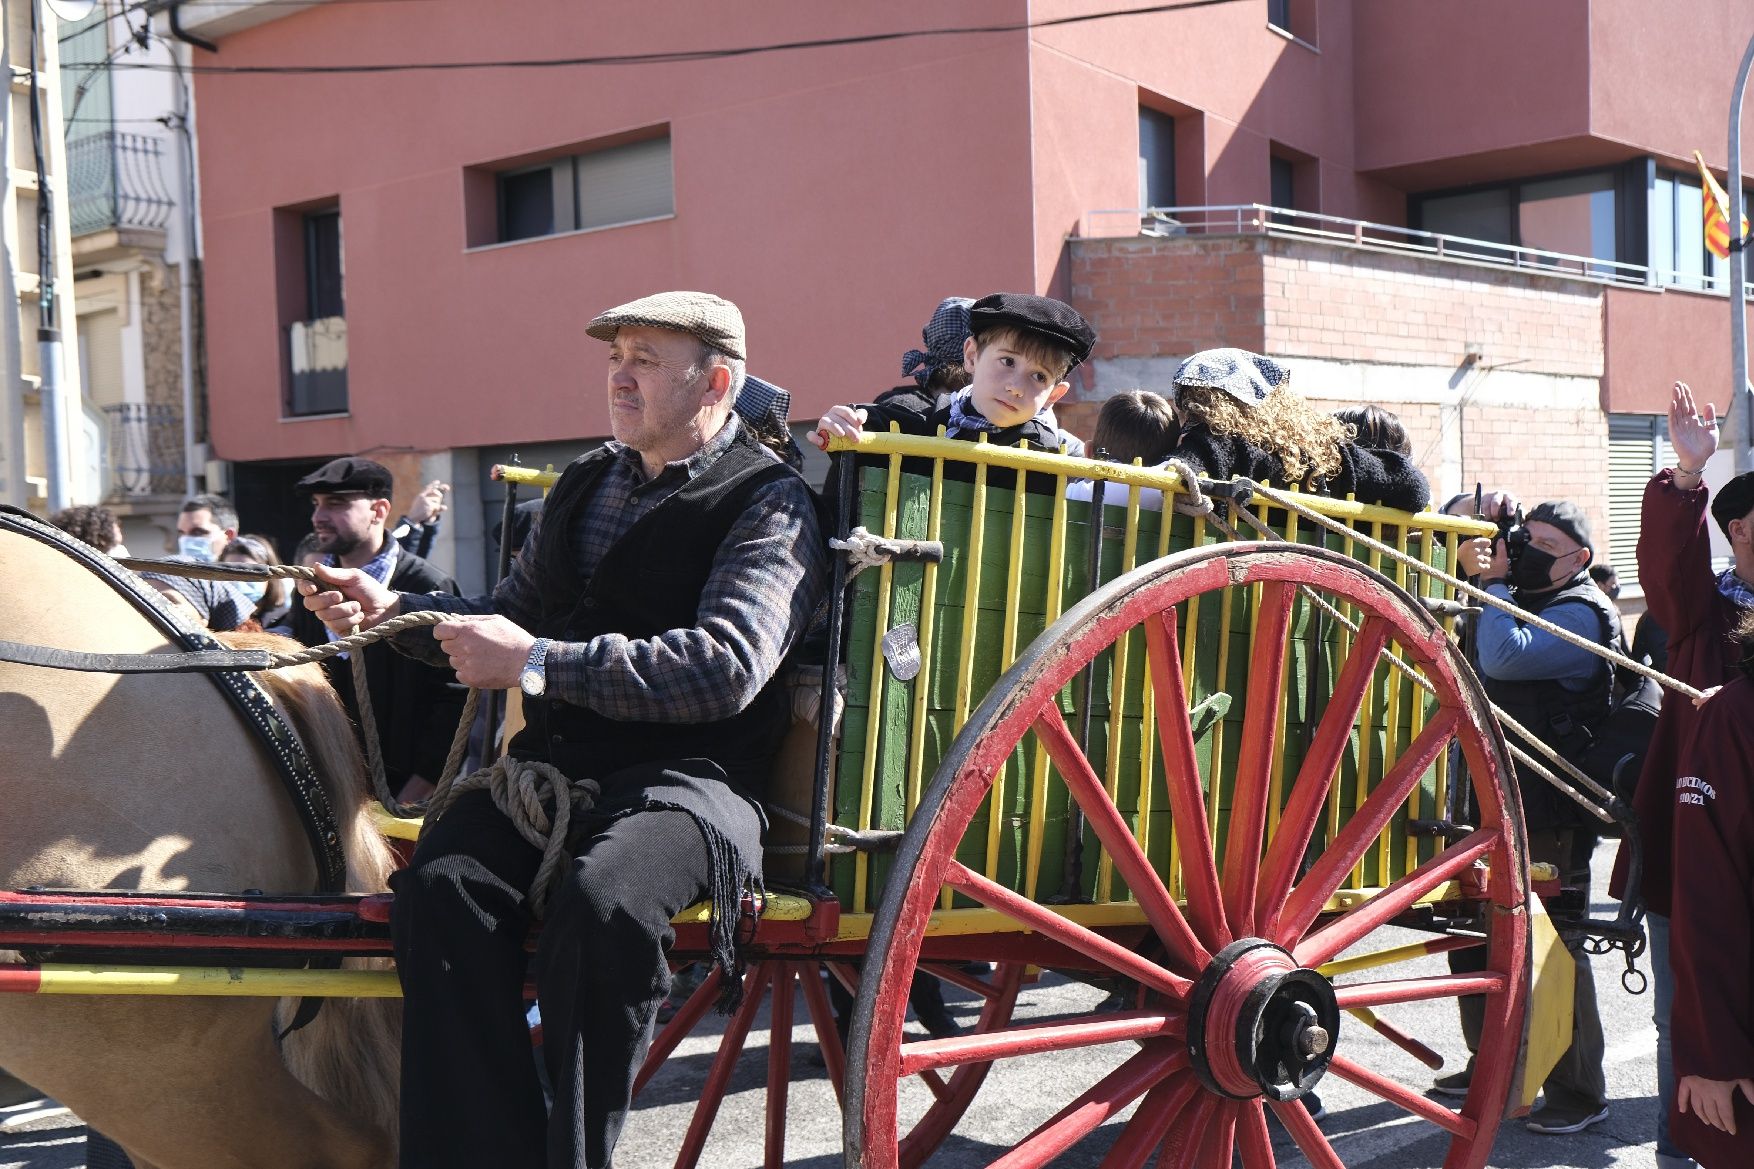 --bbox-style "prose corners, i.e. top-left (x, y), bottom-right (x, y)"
top-left (0, 506), bottom-right (347, 894)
